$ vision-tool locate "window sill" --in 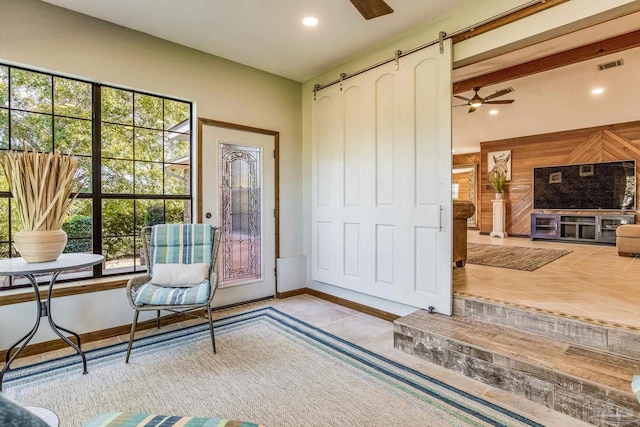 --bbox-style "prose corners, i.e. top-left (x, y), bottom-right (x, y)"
top-left (0, 273), bottom-right (142, 307)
